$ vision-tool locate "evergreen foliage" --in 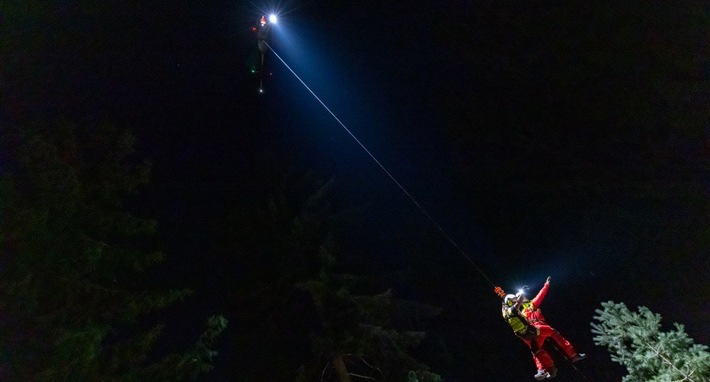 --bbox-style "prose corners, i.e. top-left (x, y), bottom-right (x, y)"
top-left (0, 121), bottom-right (224, 380)
top-left (211, 170), bottom-right (342, 380)
top-left (296, 240), bottom-right (442, 382)
top-left (142, 315), bottom-right (228, 381)
top-left (591, 301), bottom-right (710, 382)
